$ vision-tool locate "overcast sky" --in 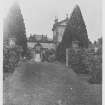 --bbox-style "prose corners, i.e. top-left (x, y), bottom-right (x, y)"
top-left (2, 0), bottom-right (102, 42)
